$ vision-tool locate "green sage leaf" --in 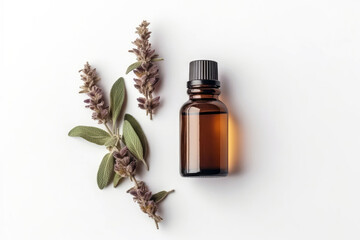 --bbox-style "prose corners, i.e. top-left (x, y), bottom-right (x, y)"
top-left (123, 120), bottom-right (148, 170)
top-left (104, 136), bottom-right (117, 147)
top-left (68, 126), bottom-right (111, 145)
top-left (110, 77), bottom-right (125, 128)
top-left (126, 61), bottom-right (141, 74)
top-left (151, 190), bottom-right (175, 204)
top-left (113, 173), bottom-right (123, 188)
top-left (97, 153), bottom-right (114, 189)
top-left (124, 113), bottom-right (148, 157)
top-left (151, 58), bottom-right (164, 62)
